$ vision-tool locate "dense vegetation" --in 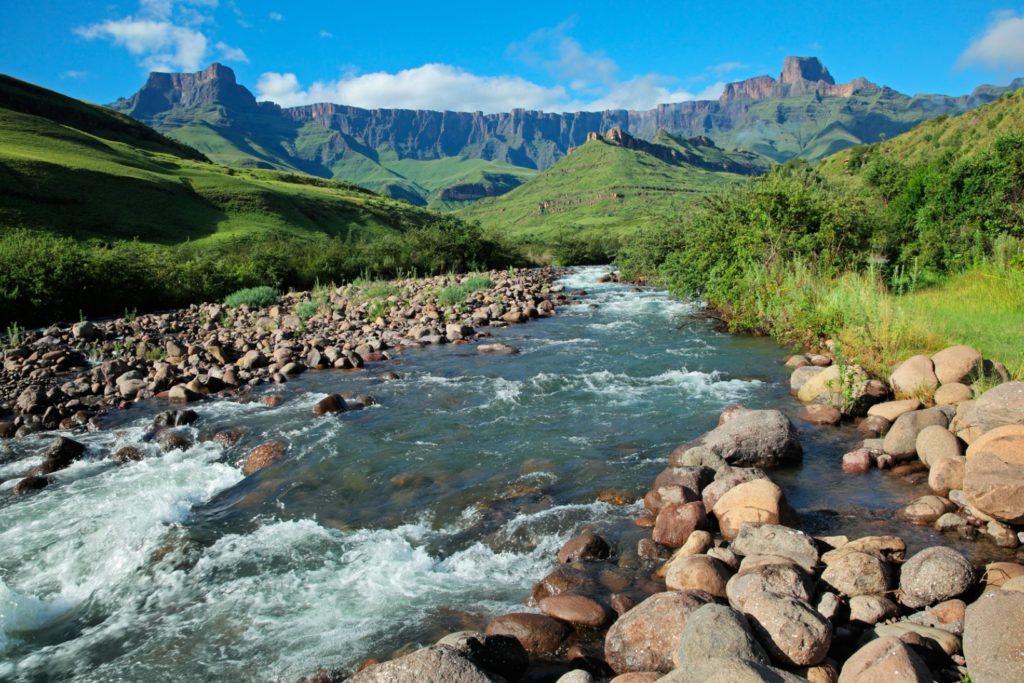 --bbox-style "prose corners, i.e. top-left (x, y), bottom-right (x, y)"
top-left (619, 91), bottom-right (1024, 375)
top-left (0, 75), bottom-right (520, 326)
